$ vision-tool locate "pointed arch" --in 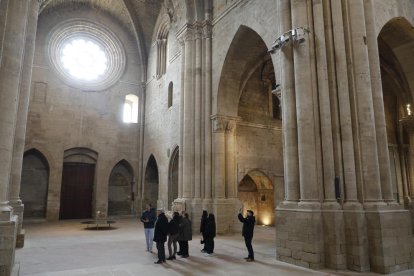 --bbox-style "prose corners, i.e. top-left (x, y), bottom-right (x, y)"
top-left (168, 146), bottom-right (179, 208)
top-left (143, 154), bottom-right (159, 208)
top-left (21, 148), bottom-right (50, 218)
top-left (108, 159), bottom-right (135, 216)
top-left (216, 25), bottom-right (273, 117)
top-left (238, 169), bottom-right (274, 226)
